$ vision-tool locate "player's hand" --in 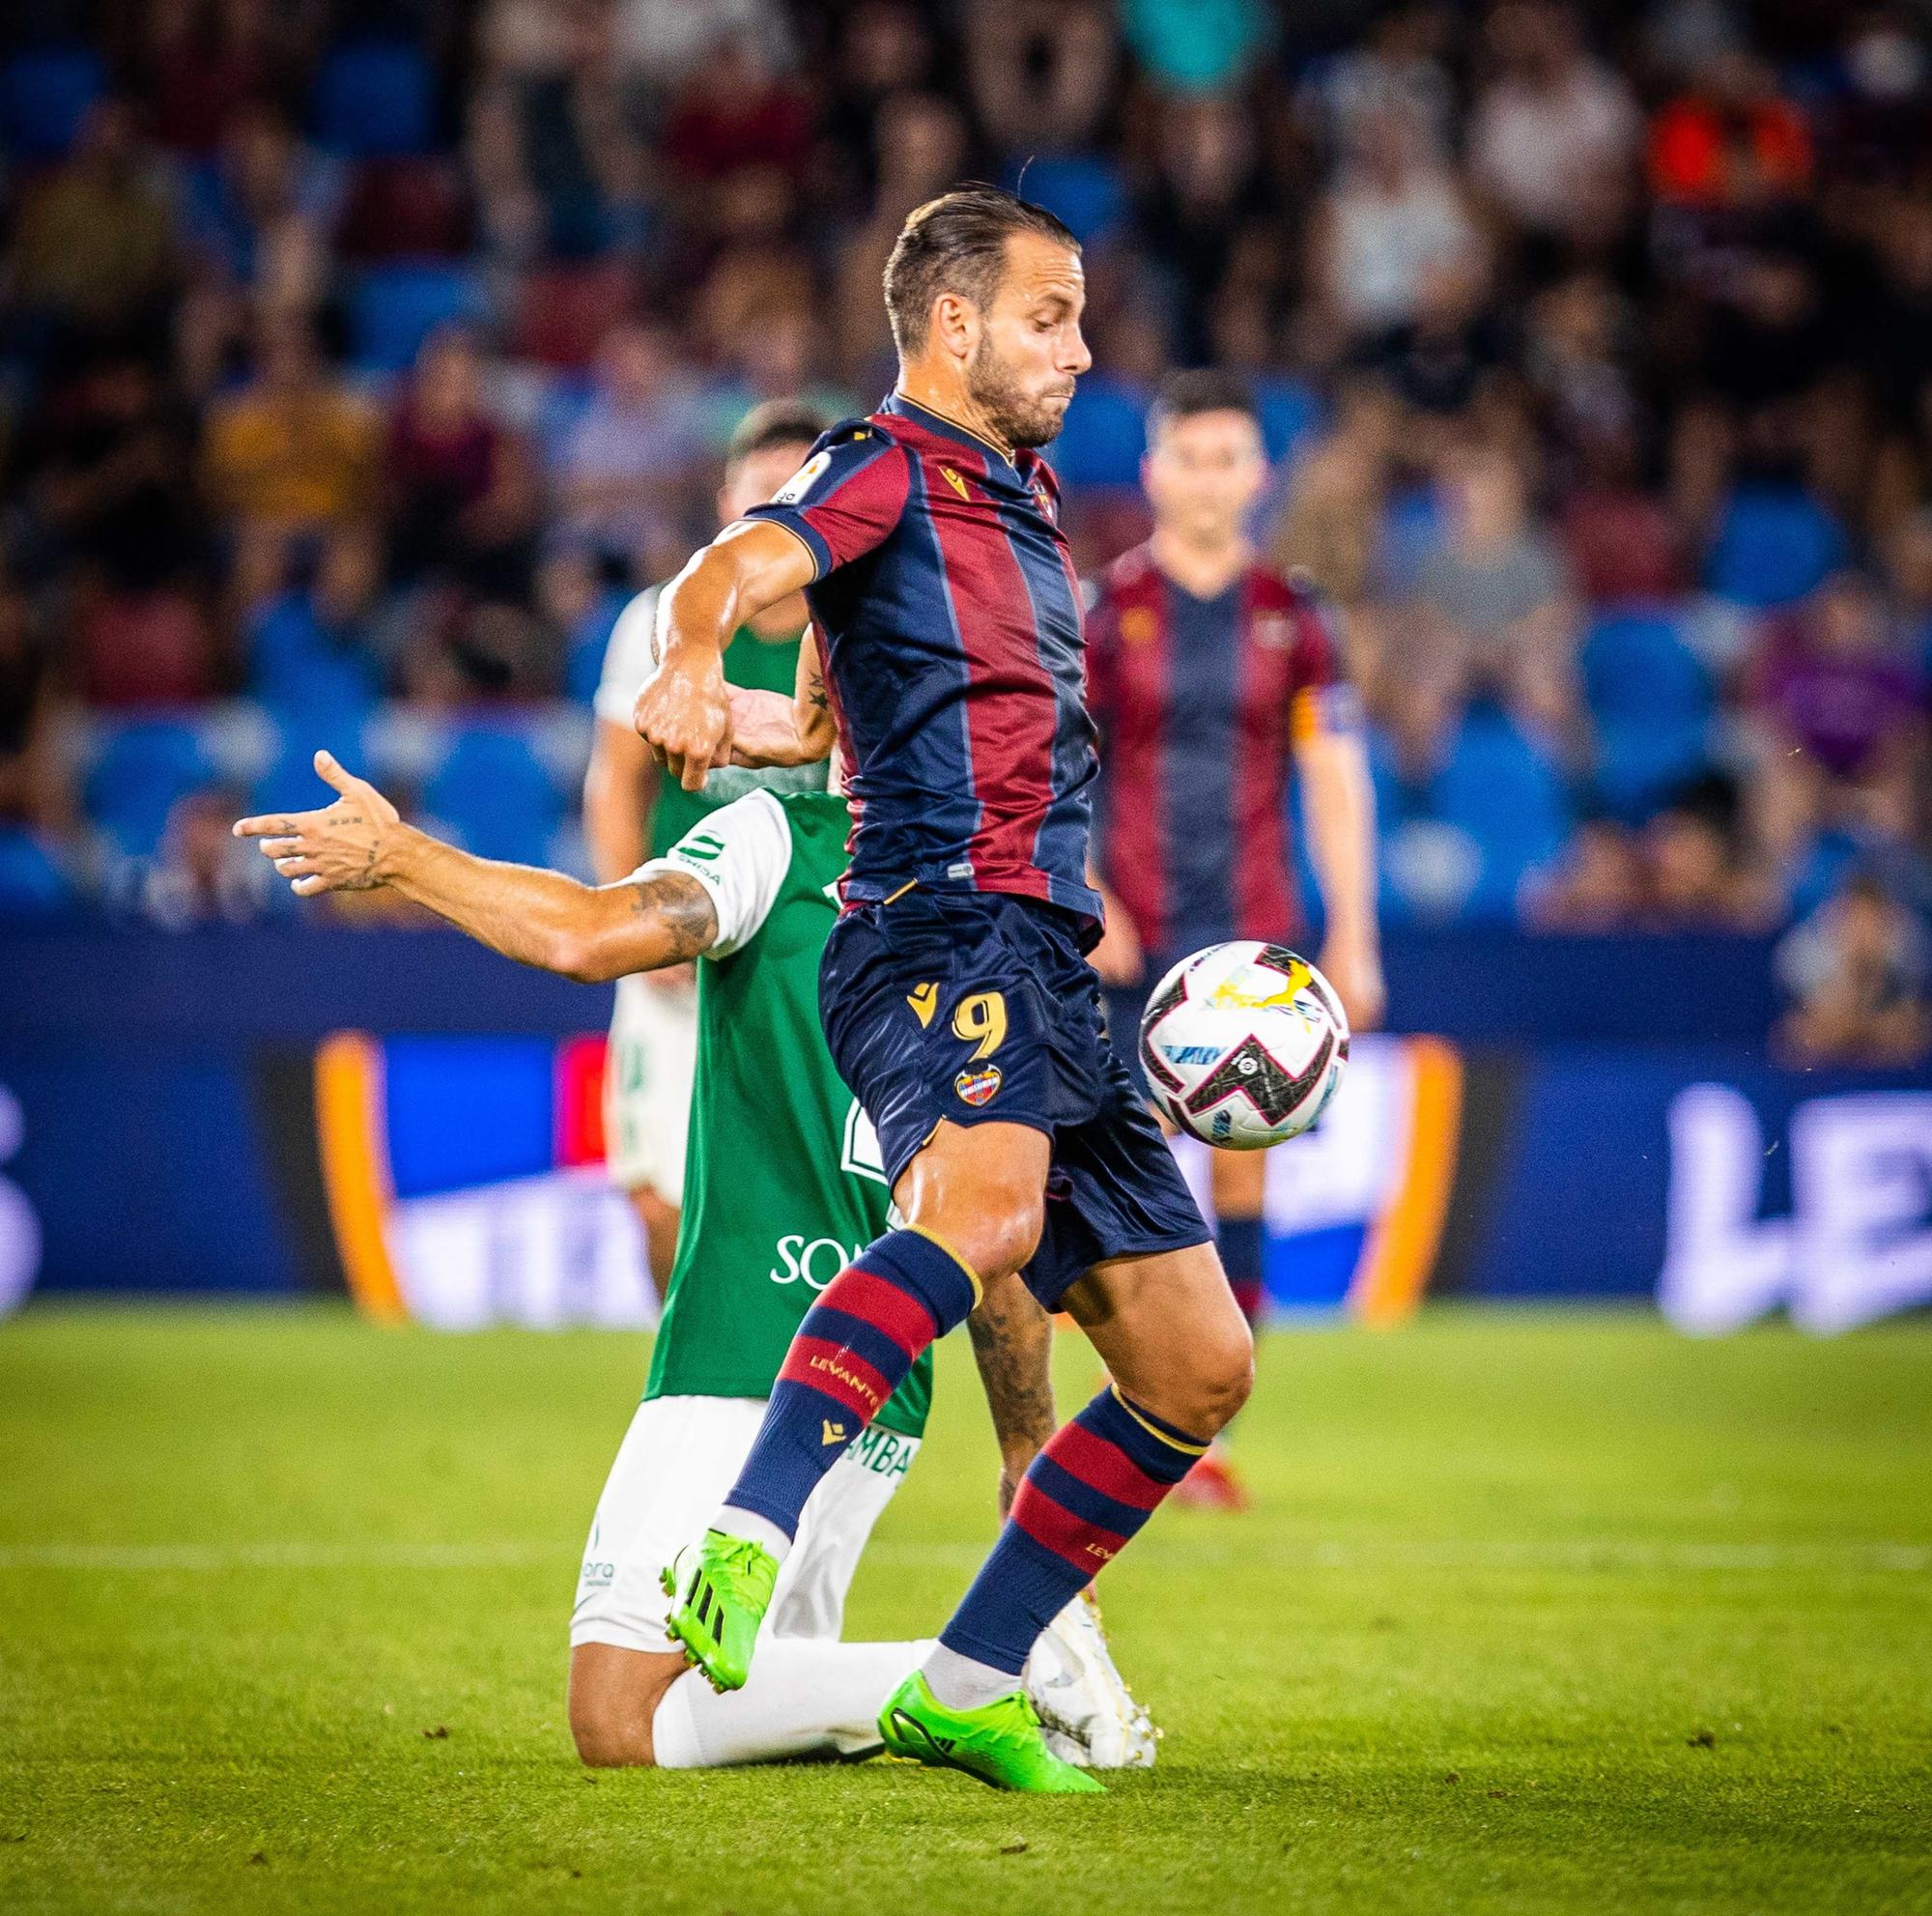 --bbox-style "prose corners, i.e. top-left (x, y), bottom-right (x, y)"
top-left (1318, 933), bottom-right (1385, 1032)
top-left (232, 750), bottom-right (404, 898)
top-left (724, 686), bottom-right (805, 767)
top-left (633, 655), bottom-right (730, 793)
